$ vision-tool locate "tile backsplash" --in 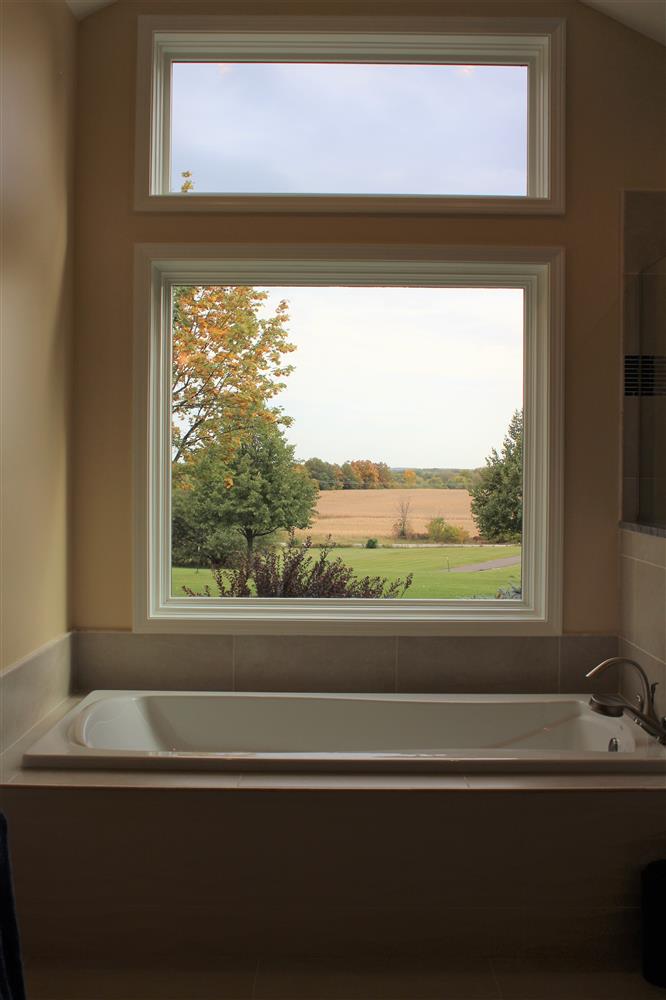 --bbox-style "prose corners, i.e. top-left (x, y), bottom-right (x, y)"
top-left (73, 631), bottom-right (618, 695)
top-left (0, 634), bottom-right (71, 756)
